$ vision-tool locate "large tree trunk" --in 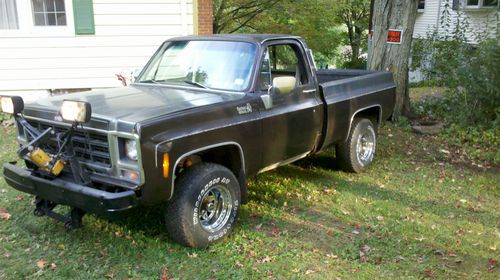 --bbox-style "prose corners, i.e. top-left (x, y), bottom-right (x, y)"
top-left (368, 0), bottom-right (419, 120)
